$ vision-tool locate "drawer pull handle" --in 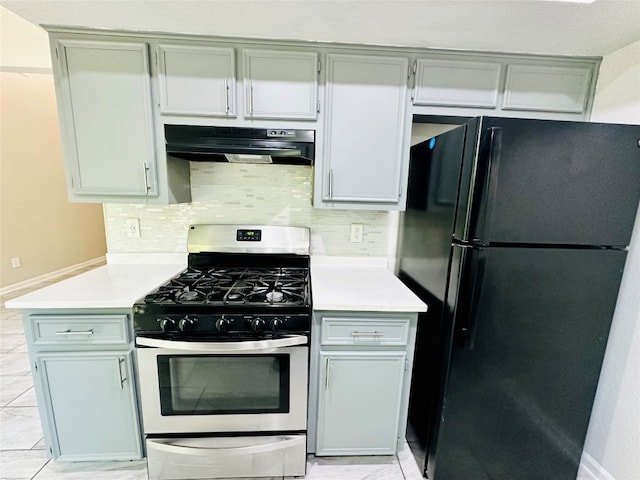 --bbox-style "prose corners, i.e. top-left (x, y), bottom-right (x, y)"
top-left (351, 331), bottom-right (384, 337)
top-left (55, 329), bottom-right (94, 336)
